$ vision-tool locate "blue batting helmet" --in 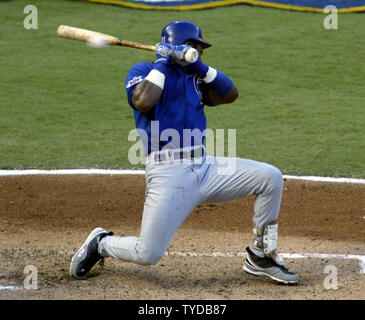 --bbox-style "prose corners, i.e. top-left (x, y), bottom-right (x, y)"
top-left (161, 21), bottom-right (212, 49)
